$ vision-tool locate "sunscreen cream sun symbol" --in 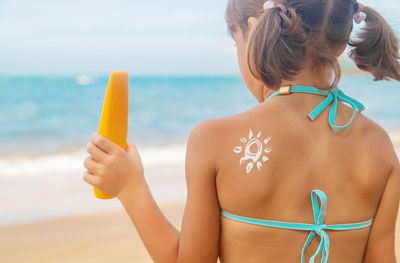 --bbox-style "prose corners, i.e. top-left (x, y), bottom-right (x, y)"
top-left (233, 129), bottom-right (272, 174)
